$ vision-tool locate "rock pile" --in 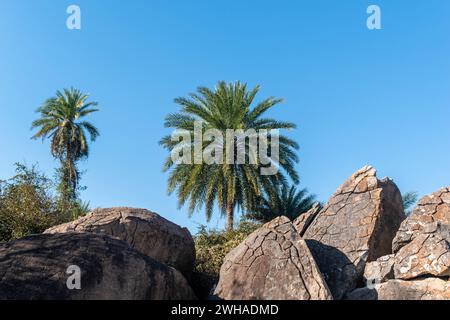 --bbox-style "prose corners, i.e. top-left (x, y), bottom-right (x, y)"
top-left (348, 188), bottom-right (450, 300)
top-left (0, 208), bottom-right (197, 300)
top-left (215, 167), bottom-right (450, 300)
top-left (302, 166), bottom-right (405, 299)
top-left (1, 166), bottom-right (449, 300)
